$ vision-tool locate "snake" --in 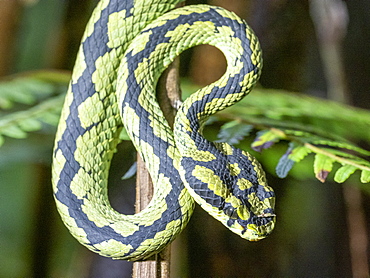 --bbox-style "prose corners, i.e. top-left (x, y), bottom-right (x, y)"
top-left (52, 0), bottom-right (276, 261)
